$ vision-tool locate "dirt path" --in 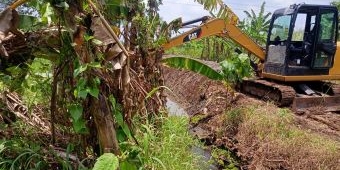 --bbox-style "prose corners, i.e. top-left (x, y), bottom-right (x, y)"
top-left (162, 65), bottom-right (340, 169)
